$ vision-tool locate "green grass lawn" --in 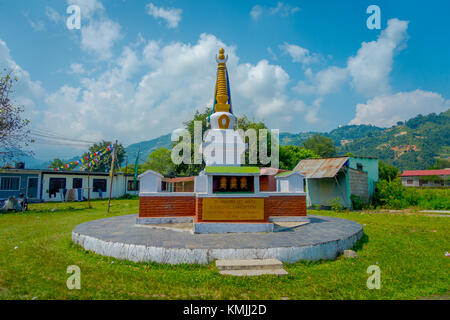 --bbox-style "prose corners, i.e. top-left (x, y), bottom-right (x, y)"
top-left (0, 199), bottom-right (449, 300)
